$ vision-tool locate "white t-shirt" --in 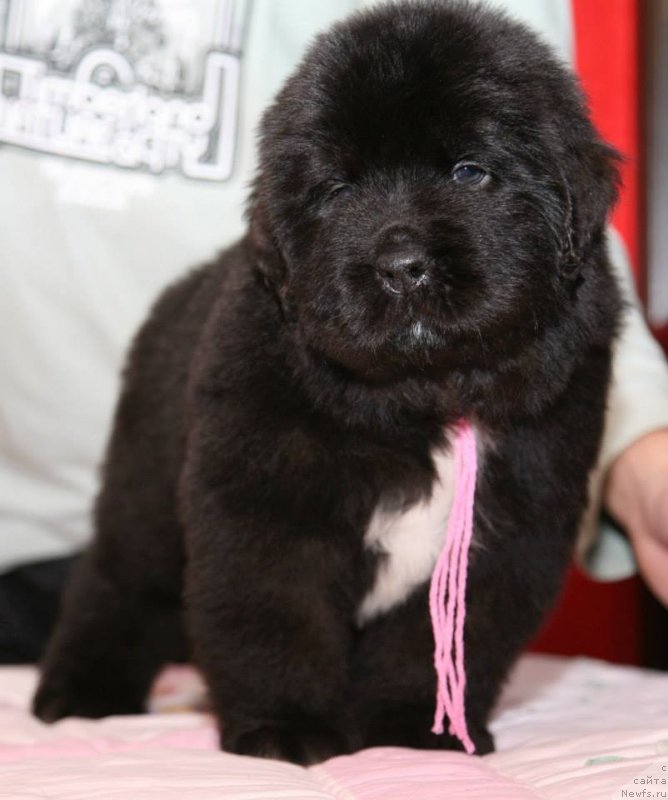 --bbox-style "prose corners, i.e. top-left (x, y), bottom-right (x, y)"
top-left (1, 0), bottom-right (667, 573)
